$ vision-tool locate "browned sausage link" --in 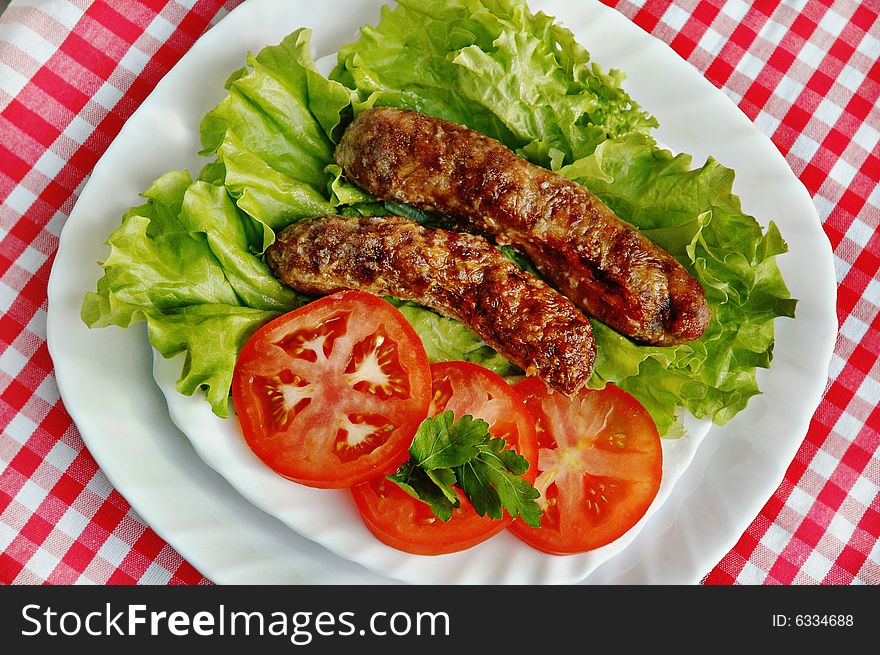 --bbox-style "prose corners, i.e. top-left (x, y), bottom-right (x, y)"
top-left (265, 215), bottom-right (596, 394)
top-left (334, 107), bottom-right (710, 346)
